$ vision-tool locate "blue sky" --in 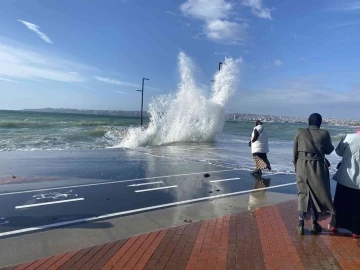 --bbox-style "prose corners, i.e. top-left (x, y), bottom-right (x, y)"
top-left (0, 0), bottom-right (360, 119)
